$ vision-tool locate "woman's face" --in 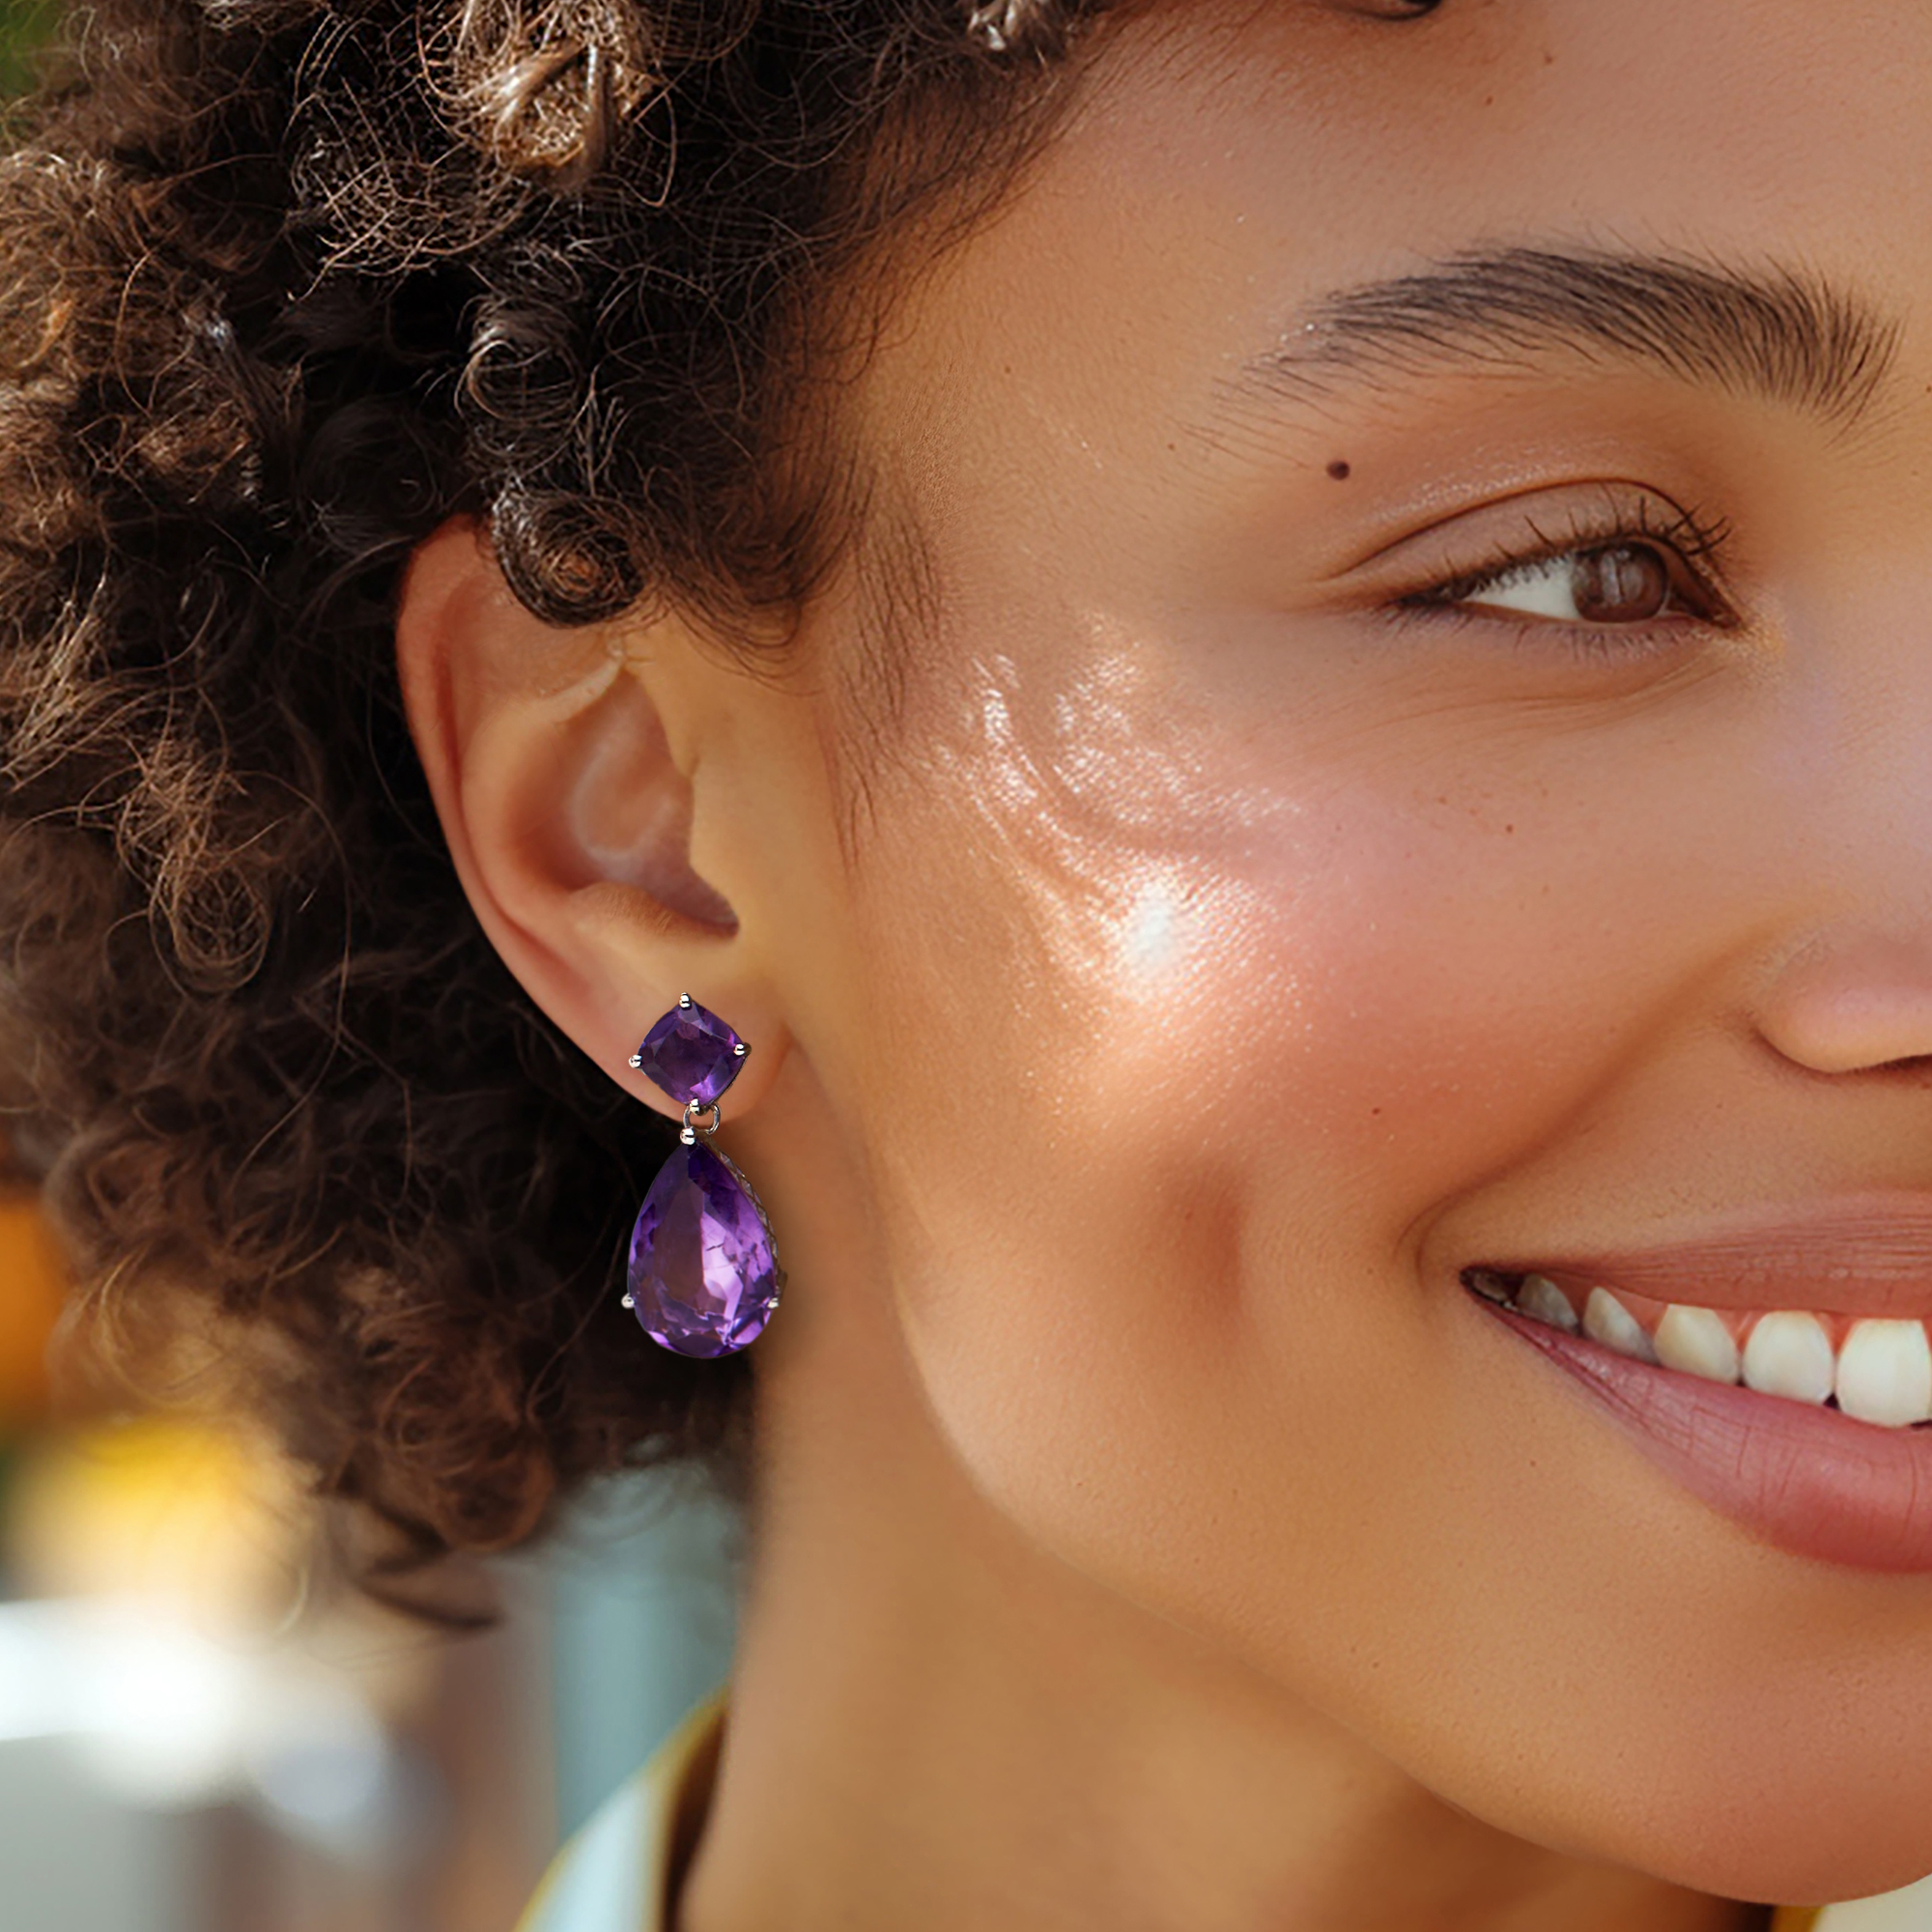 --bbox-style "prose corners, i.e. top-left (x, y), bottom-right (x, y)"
top-left (715, 0), bottom-right (1932, 1903)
